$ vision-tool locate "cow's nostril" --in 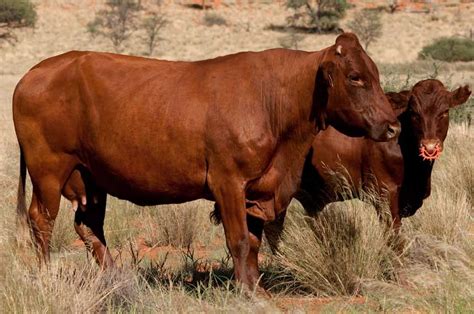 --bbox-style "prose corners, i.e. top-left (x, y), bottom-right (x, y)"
top-left (386, 123), bottom-right (400, 139)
